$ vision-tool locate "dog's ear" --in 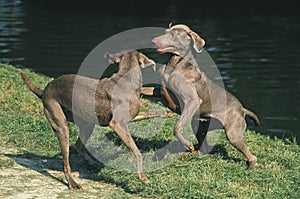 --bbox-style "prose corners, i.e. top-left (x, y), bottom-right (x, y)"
top-left (104, 52), bottom-right (121, 64)
top-left (189, 31), bottom-right (205, 53)
top-left (138, 53), bottom-right (156, 71)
